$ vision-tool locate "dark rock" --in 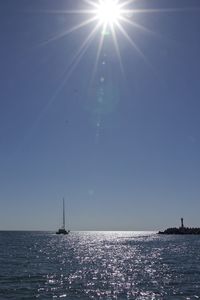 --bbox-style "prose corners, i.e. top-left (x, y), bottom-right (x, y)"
top-left (158, 227), bottom-right (200, 235)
